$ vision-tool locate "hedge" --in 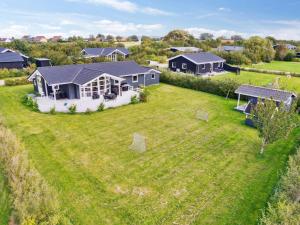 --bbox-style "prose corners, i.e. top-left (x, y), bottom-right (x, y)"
top-left (0, 66), bottom-right (35, 79)
top-left (0, 121), bottom-right (71, 225)
top-left (241, 67), bottom-right (300, 78)
top-left (160, 70), bottom-right (241, 99)
top-left (4, 77), bottom-right (31, 86)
